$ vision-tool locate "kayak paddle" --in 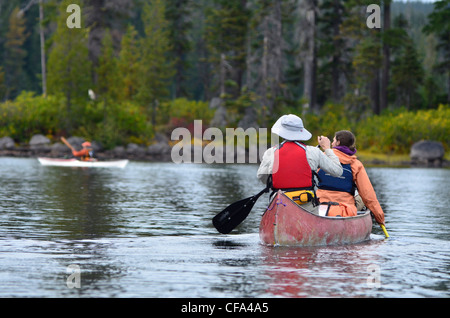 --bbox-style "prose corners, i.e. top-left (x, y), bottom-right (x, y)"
top-left (61, 137), bottom-right (75, 152)
top-left (212, 187), bottom-right (269, 234)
